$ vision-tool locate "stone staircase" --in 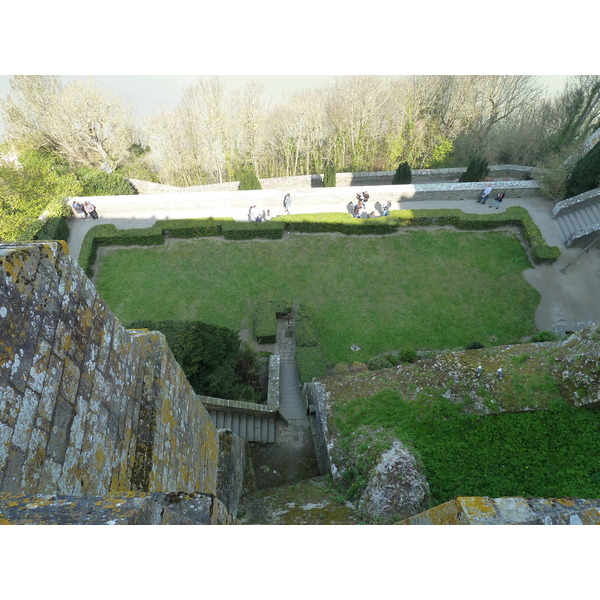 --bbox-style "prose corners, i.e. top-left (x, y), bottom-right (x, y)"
top-left (553, 188), bottom-right (600, 247)
top-left (209, 410), bottom-right (276, 443)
